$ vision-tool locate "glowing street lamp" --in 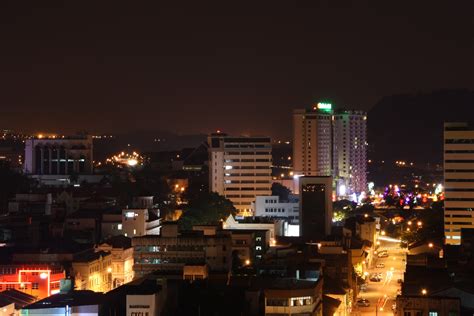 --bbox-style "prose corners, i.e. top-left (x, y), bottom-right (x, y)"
top-left (421, 288), bottom-right (427, 295)
top-left (428, 243), bottom-right (433, 248)
top-left (417, 221), bottom-right (422, 227)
